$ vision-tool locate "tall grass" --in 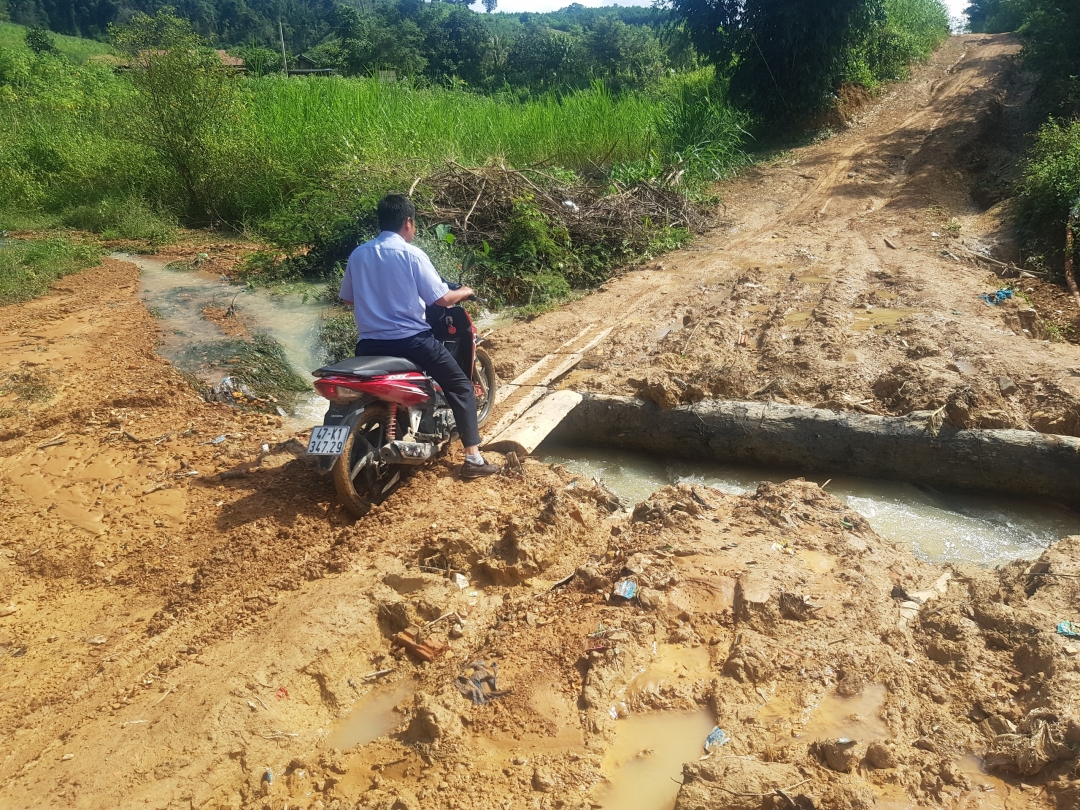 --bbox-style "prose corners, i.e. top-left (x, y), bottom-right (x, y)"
top-left (213, 73), bottom-right (715, 222)
top-left (248, 76), bottom-right (660, 170)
